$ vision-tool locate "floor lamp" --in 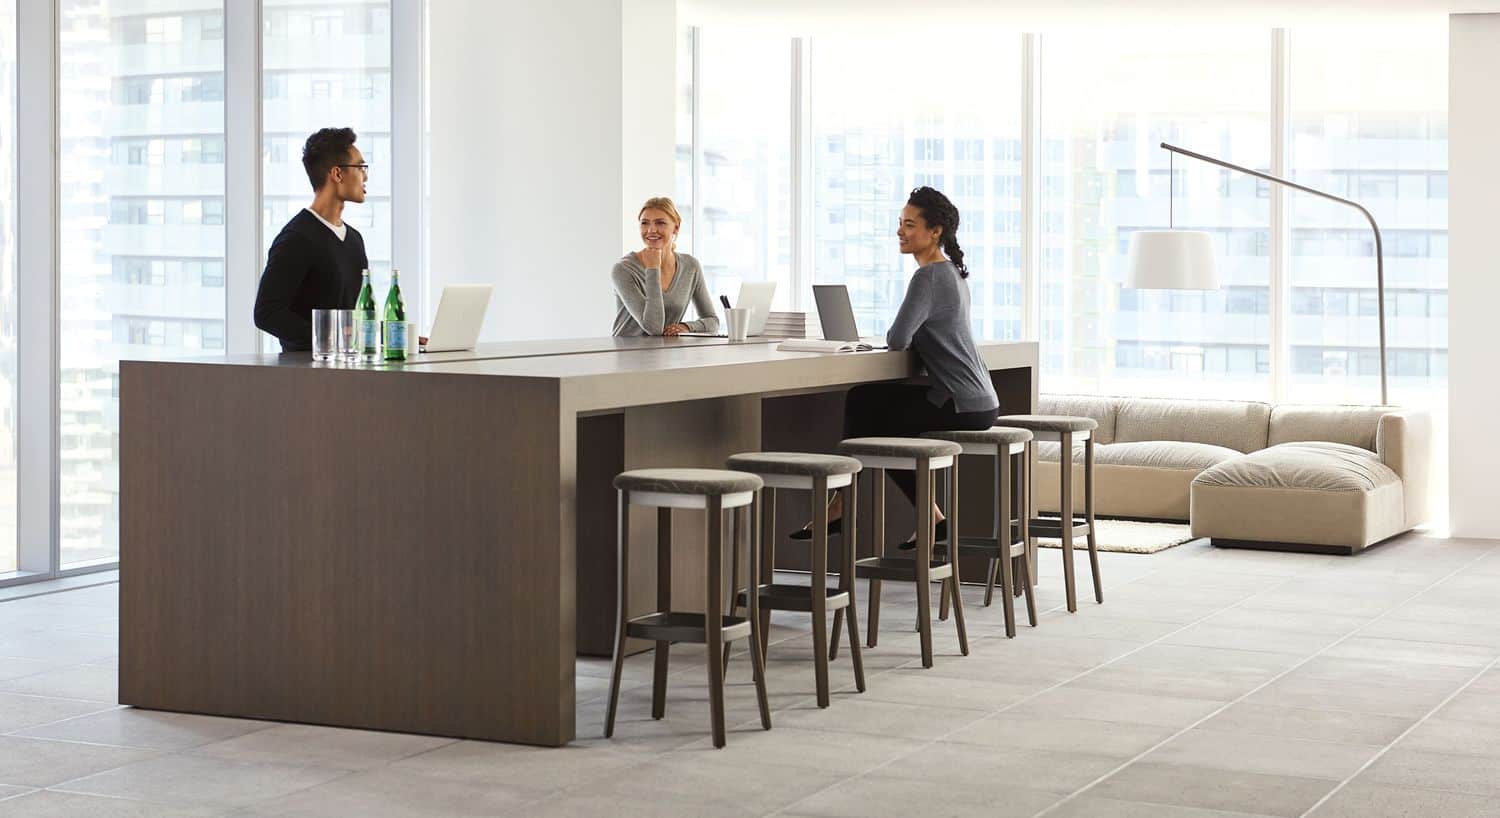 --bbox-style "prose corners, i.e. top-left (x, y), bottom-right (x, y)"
top-left (1126, 141), bottom-right (1389, 405)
